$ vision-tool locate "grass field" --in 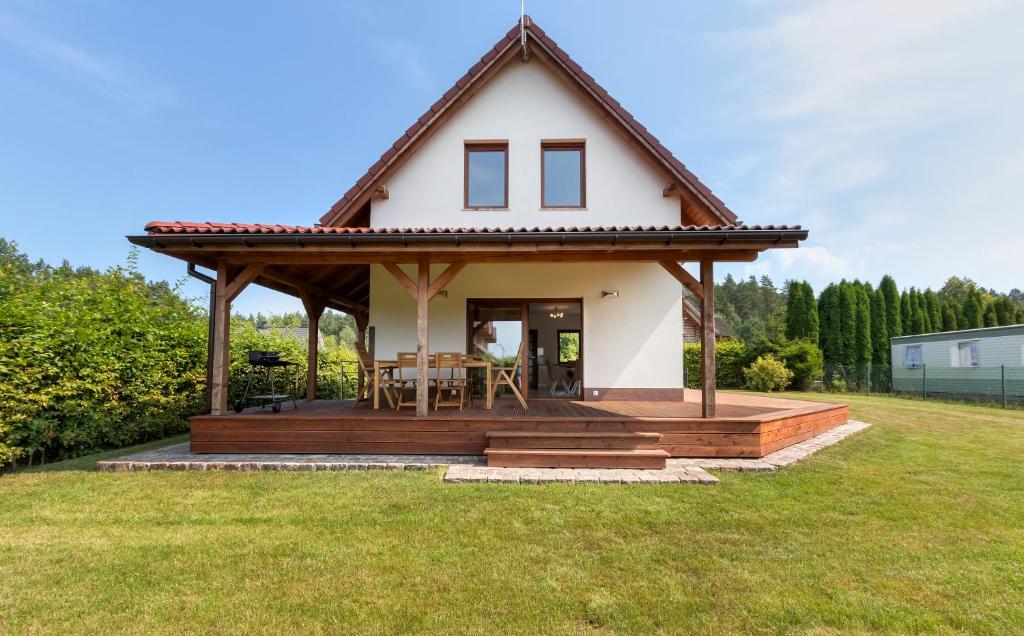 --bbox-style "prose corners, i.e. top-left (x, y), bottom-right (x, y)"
top-left (2, 393), bottom-right (1022, 634)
